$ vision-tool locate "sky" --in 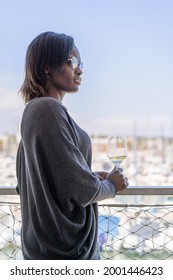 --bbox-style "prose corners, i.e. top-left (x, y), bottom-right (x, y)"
top-left (0, 0), bottom-right (173, 136)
